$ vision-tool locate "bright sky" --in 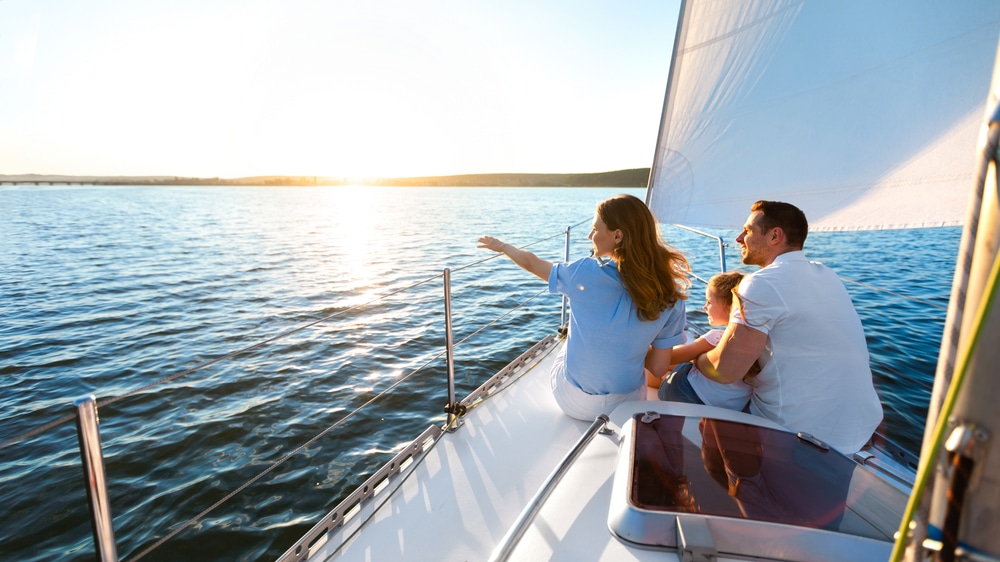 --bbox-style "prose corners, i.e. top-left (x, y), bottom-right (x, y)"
top-left (0, 0), bottom-right (680, 179)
